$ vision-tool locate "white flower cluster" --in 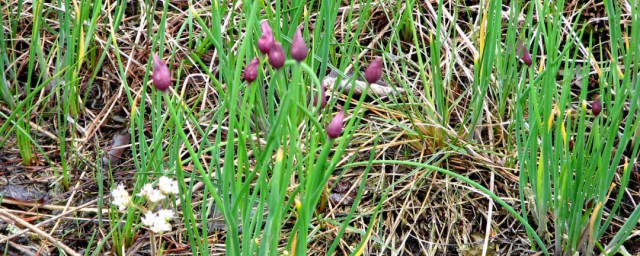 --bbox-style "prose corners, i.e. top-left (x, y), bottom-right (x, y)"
top-left (111, 184), bottom-right (132, 210)
top-left (158, 176), bottom-right (179, 195)
top-left (141, 209), bottom-right (174, 233)
top-left (111, 176), bottom-right (180, 234)
top-left (138, 184), bottom-right (165, 203)
top-left (138, 176), bottom-right (179, 202)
